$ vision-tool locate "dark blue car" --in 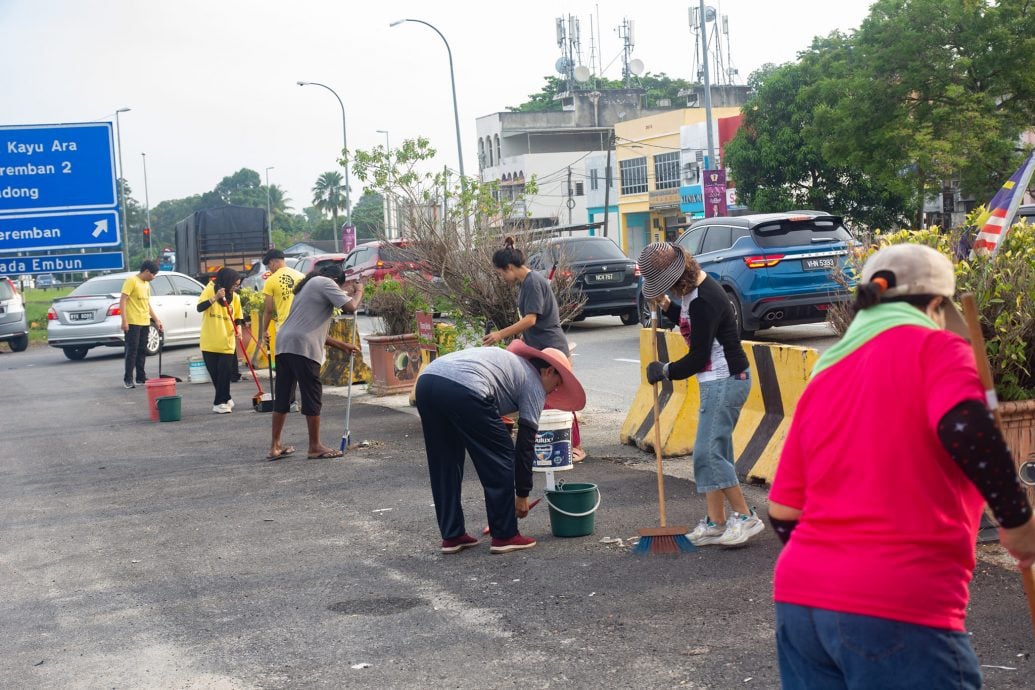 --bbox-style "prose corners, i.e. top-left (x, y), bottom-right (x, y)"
top-left (638, 211), bottom-right (855, 336)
